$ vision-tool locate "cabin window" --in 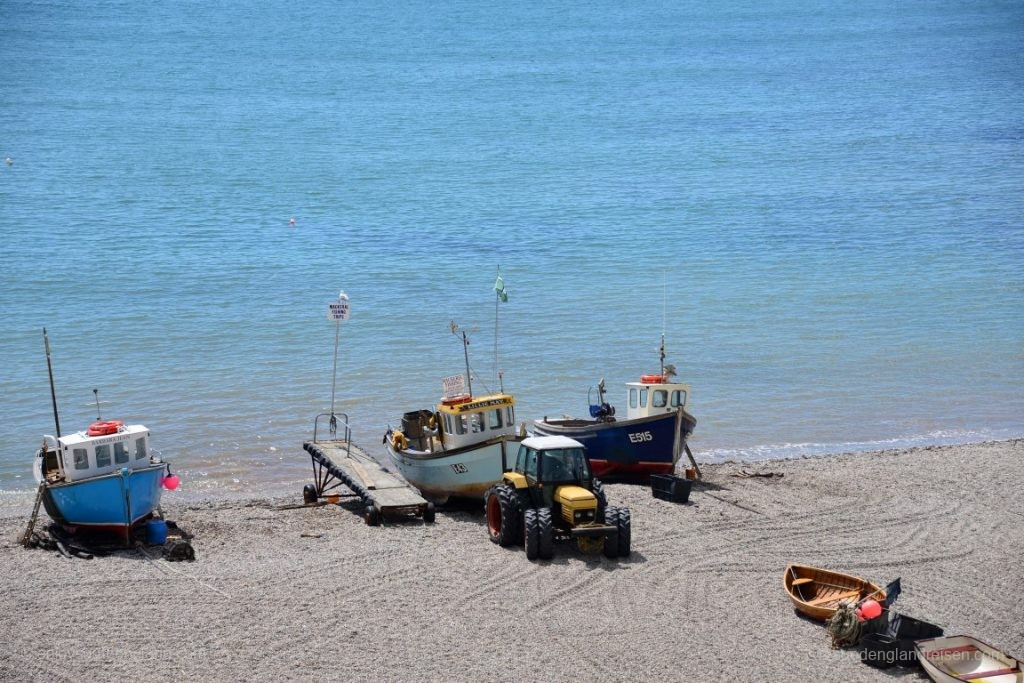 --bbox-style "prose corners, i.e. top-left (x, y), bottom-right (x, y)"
top-left (469, 413), bottom-right (485, 433)
top-left (524, 449), bottom-right (538, 479)
top-left (454, 414), bottom-right (468, 435)
top-left (653, 390), bottom-right (668, 408)
top-left (515, 445), bottom-right (527, 472)
top-left (639, 388), bottom-right (648, 407)
top-left (73, 448), bottom-right (89, 470)
top-left (671, 390), bottom-right (687, 408)
top-left (135, 438), bottom-right (147, 459)
top-left (95, 444), bottom-right (112, 468)
top-left (114, 441), bottom-right (129, 464)
top-left (506, 406), bottom-right (514, 425)
top-left (488, 409), bottom-right (503, 430)
top-left (443, 413), bottom-right (453, 434)
top-left (629, 388), bottom-right (637, 408)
